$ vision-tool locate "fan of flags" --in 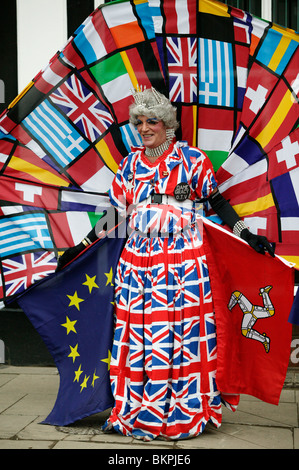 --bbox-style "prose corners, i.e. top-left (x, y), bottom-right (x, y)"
top-left (0, 0), bottom-right (298, 307)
